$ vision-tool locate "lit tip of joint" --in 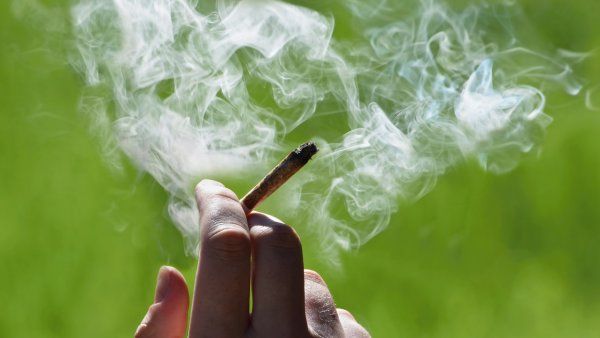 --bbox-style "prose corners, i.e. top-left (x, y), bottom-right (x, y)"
top-left (241, 141), bottom-right (319, 213)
